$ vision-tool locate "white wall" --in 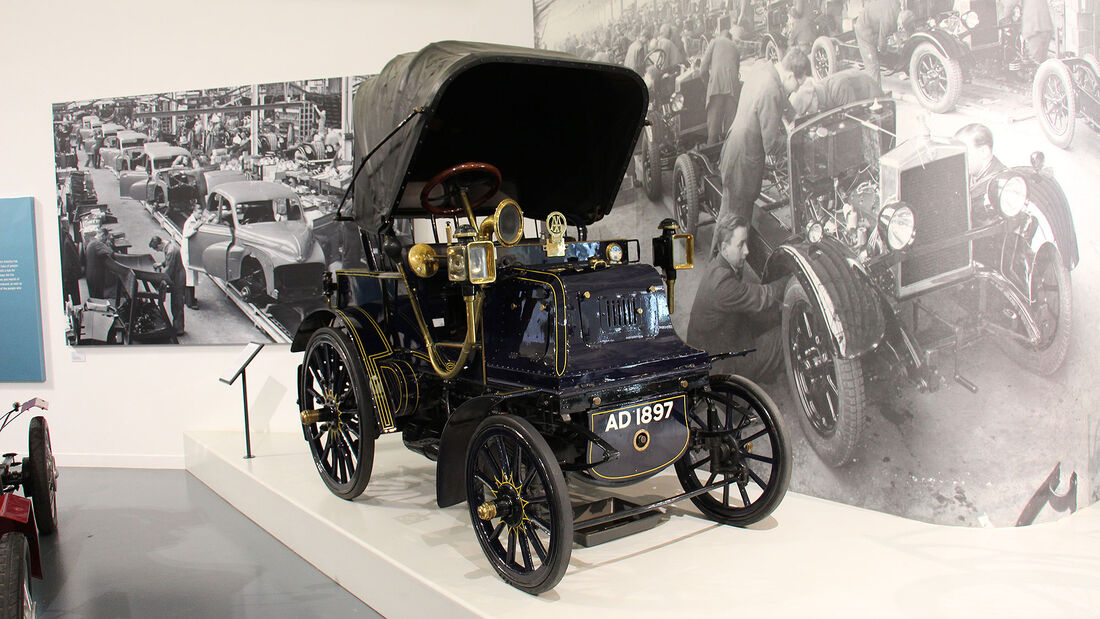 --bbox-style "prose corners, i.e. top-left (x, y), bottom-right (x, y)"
top-left (0, 0), bottom-right (535, 467)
